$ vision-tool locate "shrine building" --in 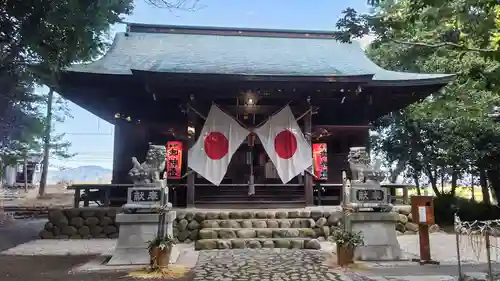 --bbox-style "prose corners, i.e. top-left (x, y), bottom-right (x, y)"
top-left (52, 23), bottom-right (453, 208)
